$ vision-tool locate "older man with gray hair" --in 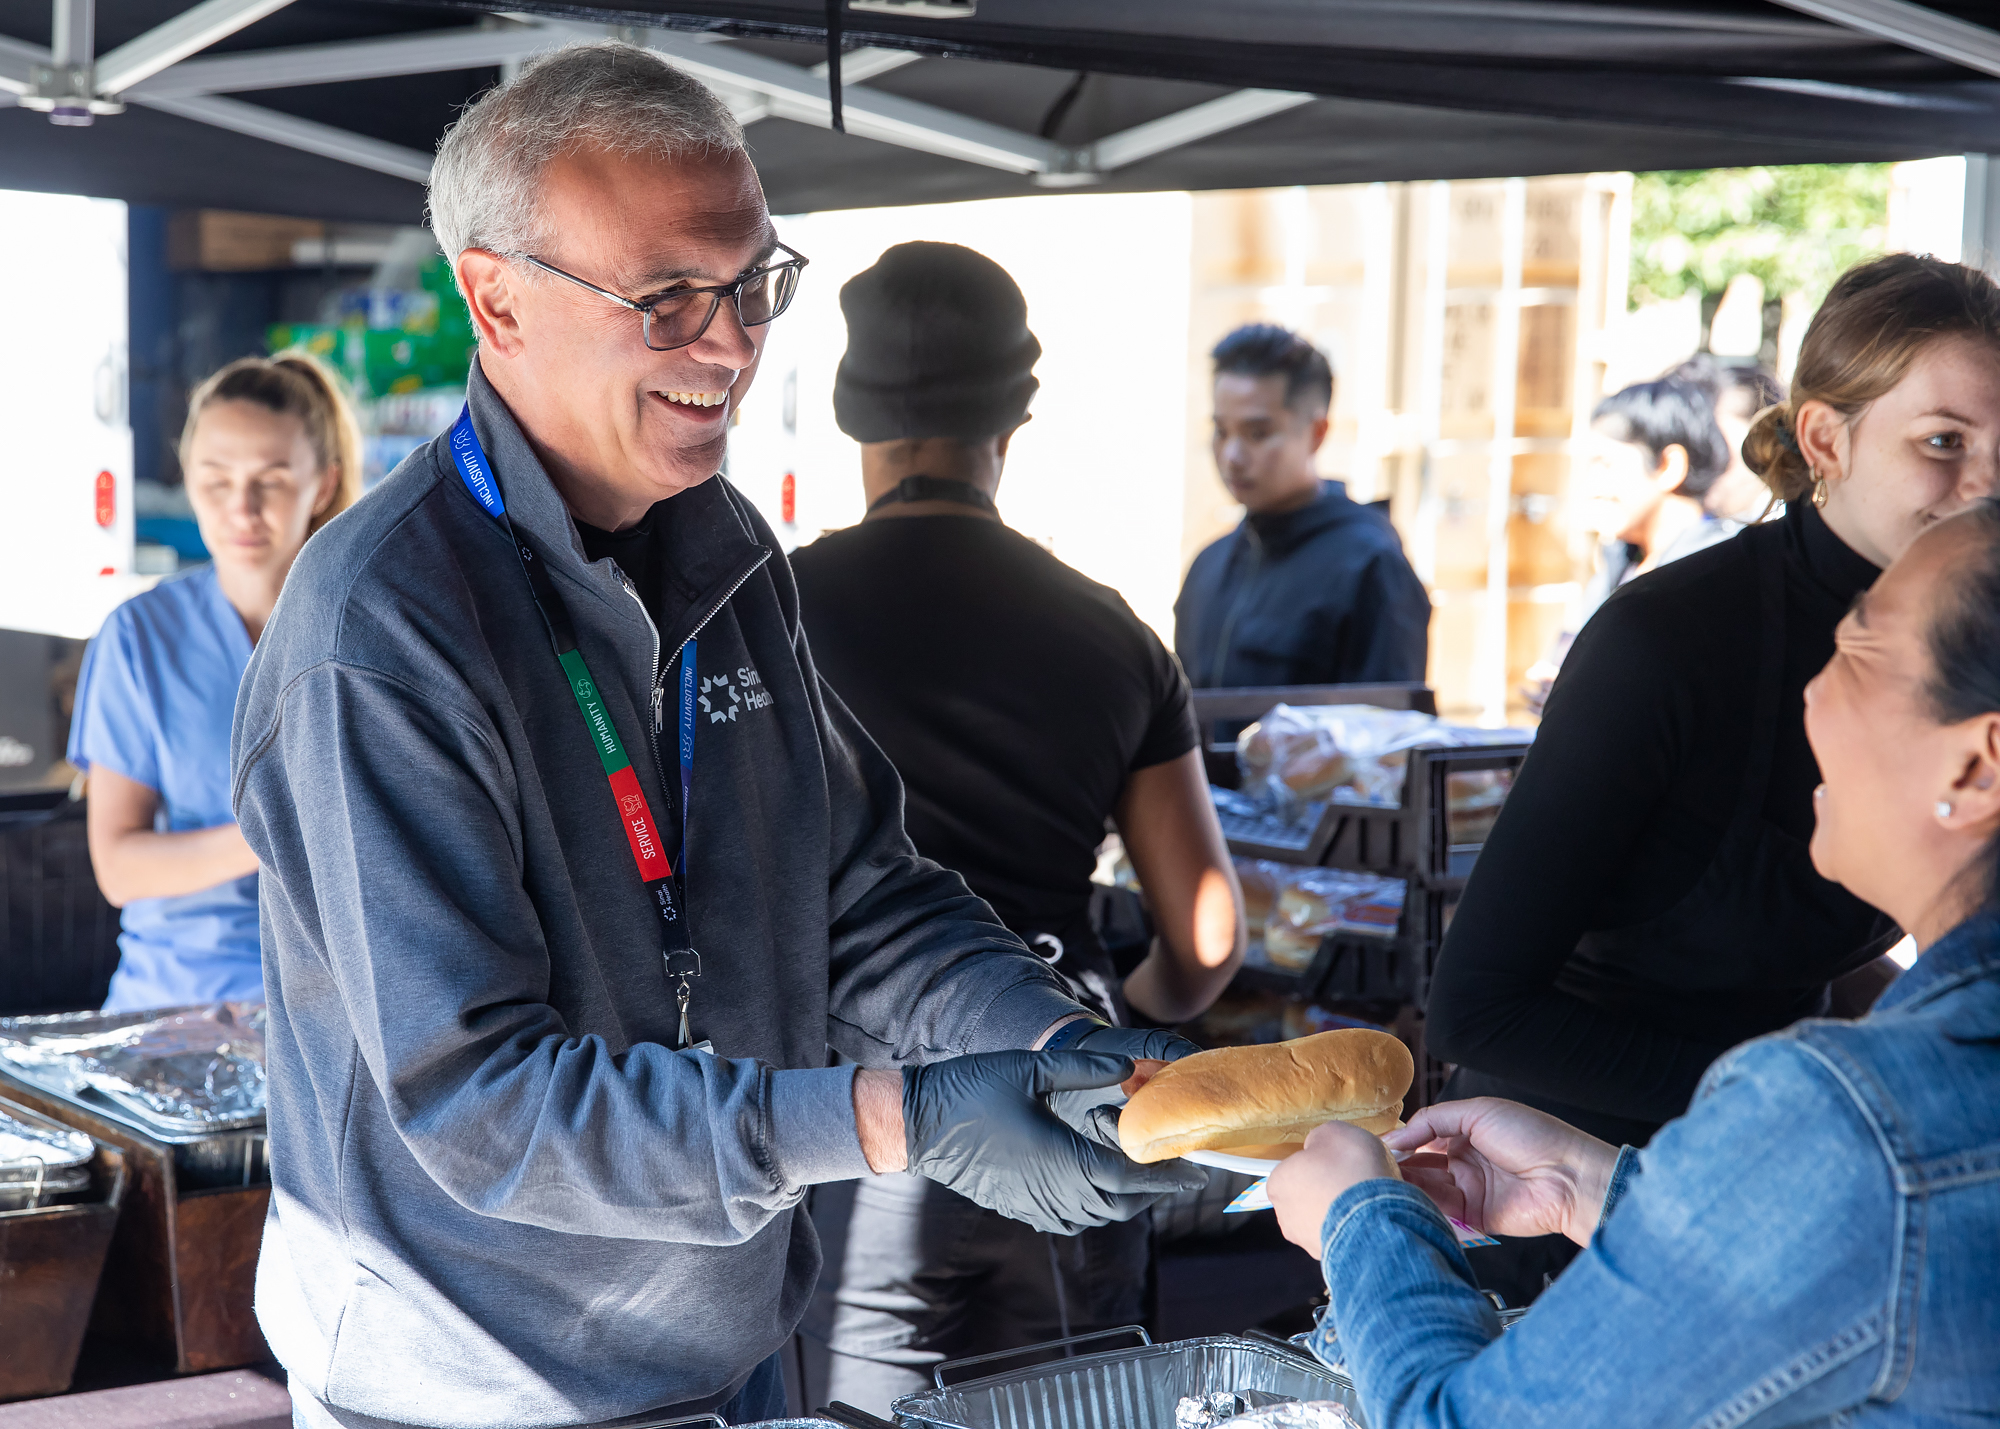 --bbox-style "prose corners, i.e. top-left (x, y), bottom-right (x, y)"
top-left (232, 42), bottom-right (1198, 1429)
